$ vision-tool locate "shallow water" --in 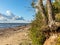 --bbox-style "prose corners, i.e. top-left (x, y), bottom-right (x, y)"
top-left (0, 23), bottom-right (29, 28)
